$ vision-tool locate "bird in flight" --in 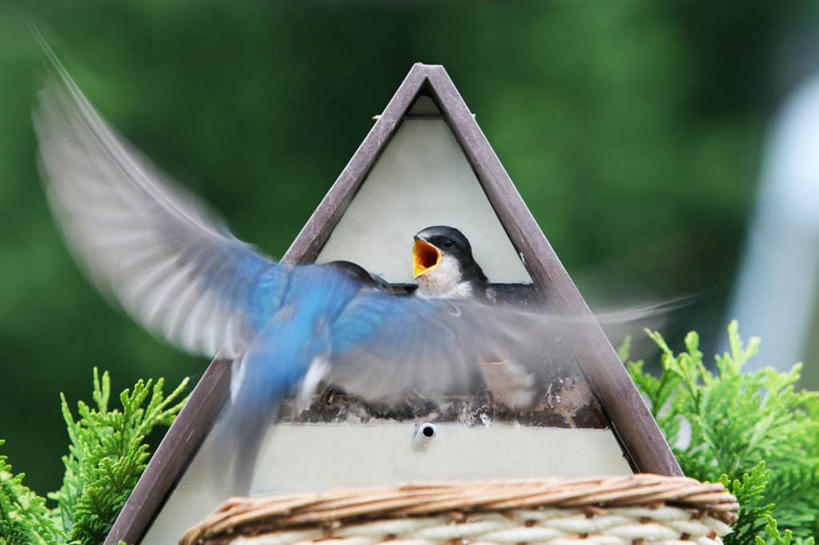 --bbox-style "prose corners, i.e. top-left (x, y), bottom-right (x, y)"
top-left (33, 44), bottom-right (572, 484)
